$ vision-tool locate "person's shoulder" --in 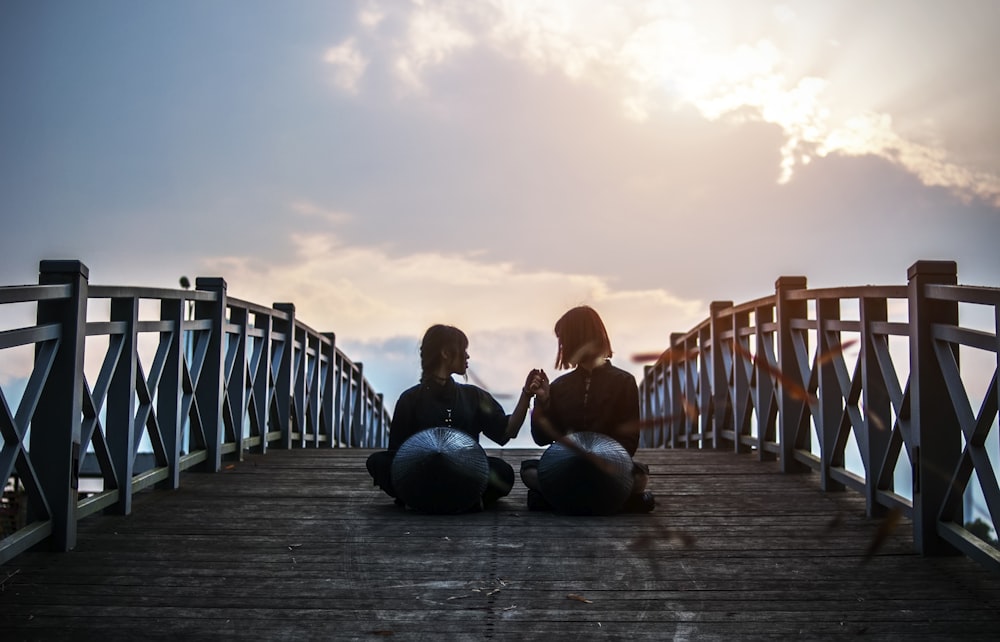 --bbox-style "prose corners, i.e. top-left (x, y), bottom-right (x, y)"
top-left (549, 369), bottom-right (576, 387)
top-left (604, 361), bottom-right (637, 382)
top-left (396, 383), bottom-right (423, 401)
top-left (457, 382), bottom-right (497, 400)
